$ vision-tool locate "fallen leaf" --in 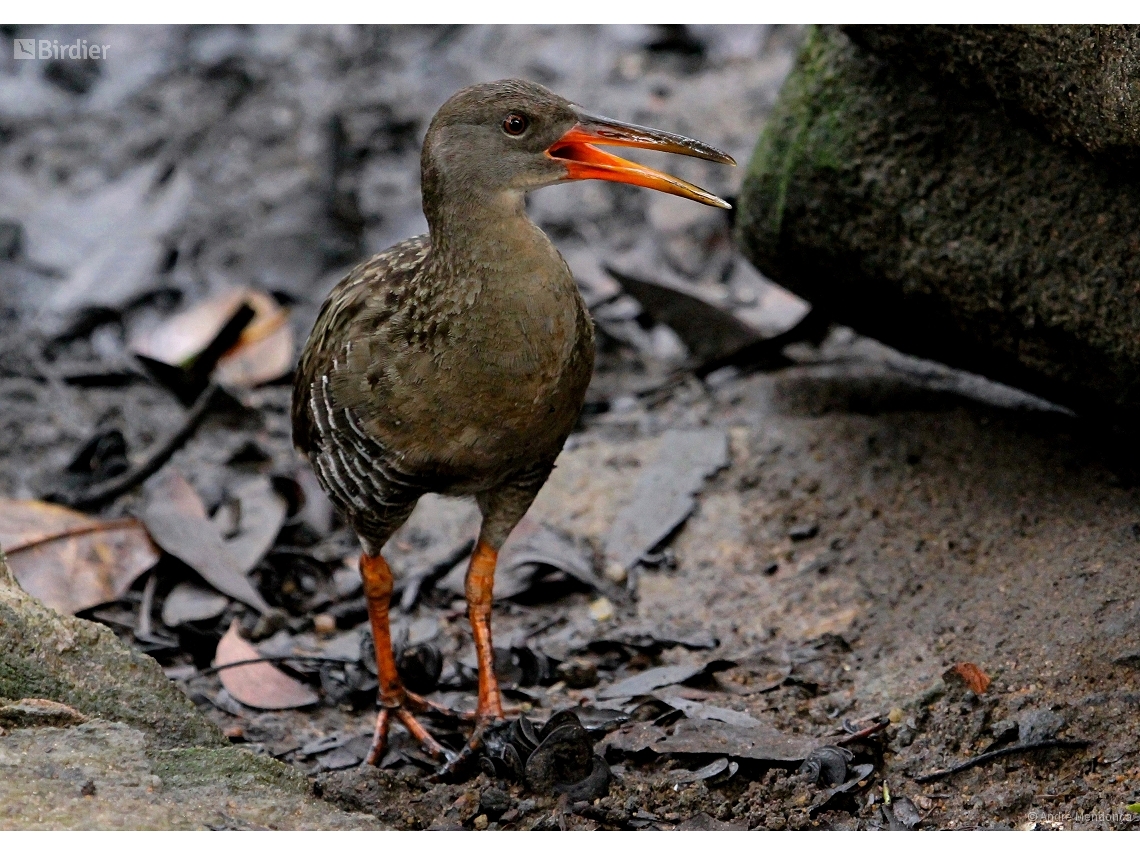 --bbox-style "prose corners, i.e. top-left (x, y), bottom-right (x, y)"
top-left (597, 663), bottom-right (706, 700)
top-left (140, 469), bottom-right (271, 613)
top-left (603, 717), bottom-right (815, 763)
top-left (676, 812), bottom-right (747, 831)
top-left (161, 581), bottom-right (230, 626)
top-left (221, 477), bottom-right (288, 574)
top-left (213, 620), bottom-right (319, 710)
top-left (131, 288), bottom-right (293, 388)
top-left (604, 429), bottom-right (729, 571)
top-left (669, 757), bottom-right (731, 784)
top-left (498, 517), bottom-right (601, 593)
top-left (435, 512), bottom-right (599, 602)
top-left (606, 264), bottom-right (764, 362)
top-left (0, 498), bottom-right (158, 615)
top-left (945, 662), bottom-right (991, 694)
top-left (657, 695), bottom-right (764, 729)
